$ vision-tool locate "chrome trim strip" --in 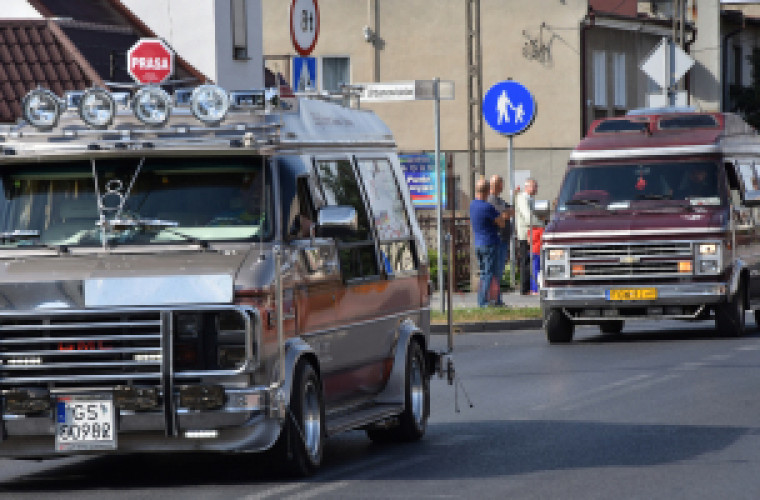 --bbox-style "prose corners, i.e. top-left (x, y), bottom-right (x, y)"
top-left (569, 144), bottom-right (719, 161)
top-left (300, 307), bottom-right (427, 338)
top-left (0, 322), bottom-right (160, 333)
top-left (544, 227), bottom-right (724, 240)
top-left (0, 347), bottom-right (159, 357)
top-left (161, 311), bottom-right (177, 437)
top-left (0, 334), bottom-right (161, 345)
